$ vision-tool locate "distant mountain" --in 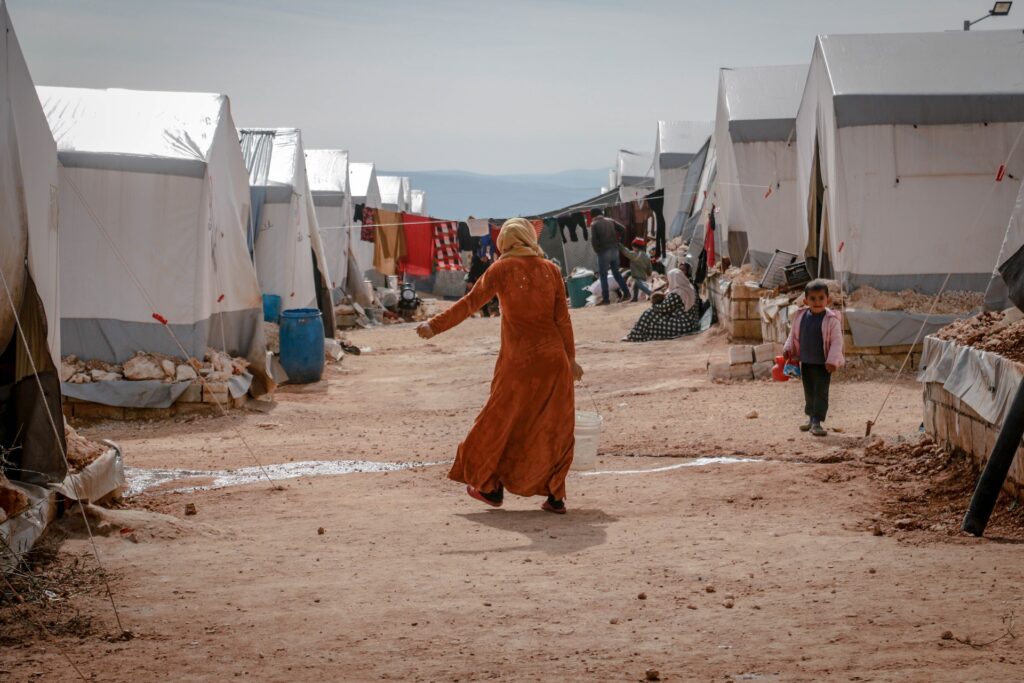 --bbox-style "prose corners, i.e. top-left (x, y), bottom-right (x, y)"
top-left (379, 169), bottom-right (610, 219)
